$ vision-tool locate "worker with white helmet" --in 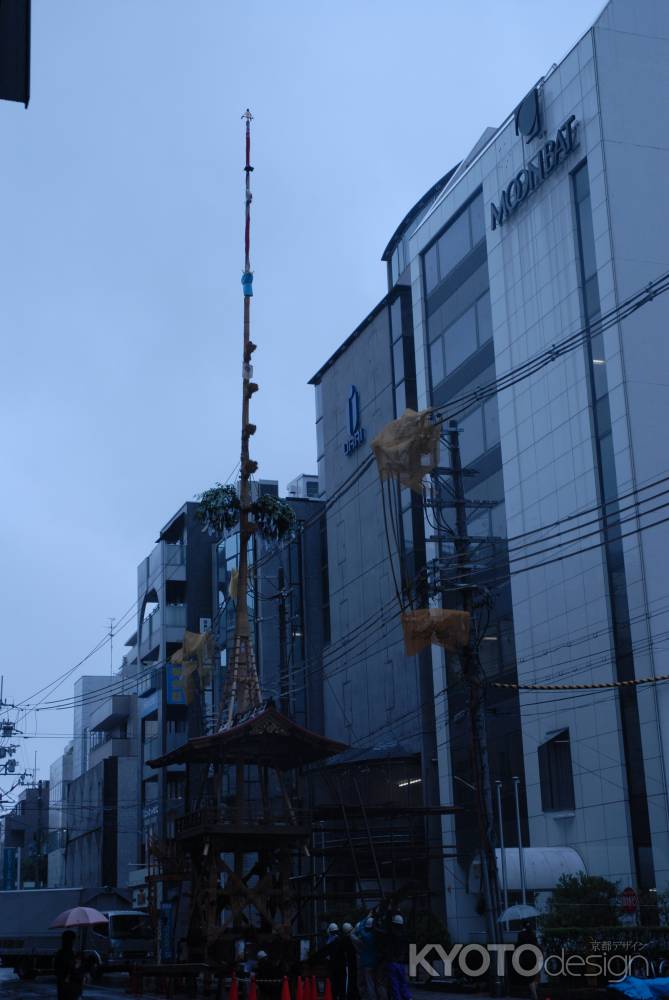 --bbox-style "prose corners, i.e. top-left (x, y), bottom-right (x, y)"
top-left (352, 913), bottom-right (384, 1000)
top-left (311, 922), bottom-right (347, 1000)
top-left (384, 913), bottom-right (411, 1000)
